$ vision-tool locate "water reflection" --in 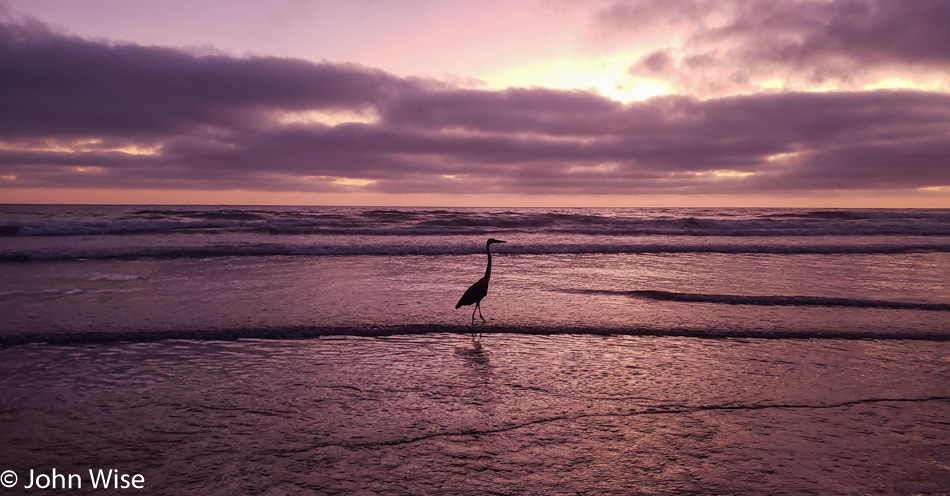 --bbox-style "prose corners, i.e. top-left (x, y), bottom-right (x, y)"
top-left (455, 341), bottom-right (491, 367)
top-left (2, 335), bottom-right (948, 494)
